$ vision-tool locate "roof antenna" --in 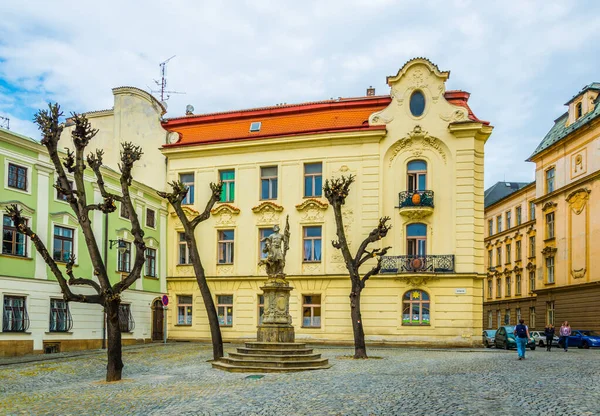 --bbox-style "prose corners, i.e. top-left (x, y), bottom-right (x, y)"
top-left (0, 116), bottom-right (9, 130)
top-left (150, 55), bottom-right (185, 107)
